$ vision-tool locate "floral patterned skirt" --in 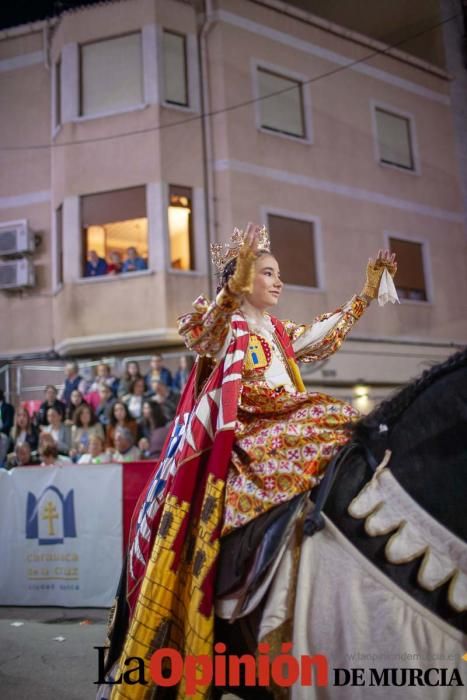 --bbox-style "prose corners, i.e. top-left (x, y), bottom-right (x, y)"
top-left (222, 383), bottom-right (358, 535)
